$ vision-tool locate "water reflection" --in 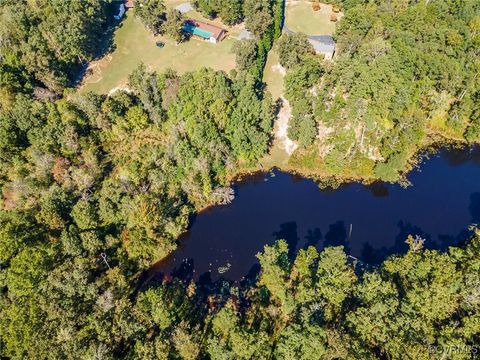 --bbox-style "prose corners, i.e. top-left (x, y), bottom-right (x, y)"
top-left (442, 146), bottom-right (480, 166)
top-left (305, 227), bottom-right (322, 247)
top-left (469, 192), bottom-right (480, 223)
top-left (152, 147), bottom-right (480, 281)
top-left (272, 221), bottom-right (300, 259)
top-left (324, 221), bottom-right (350, 252)
top-left (366, 182), bottom-right (389, 197)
